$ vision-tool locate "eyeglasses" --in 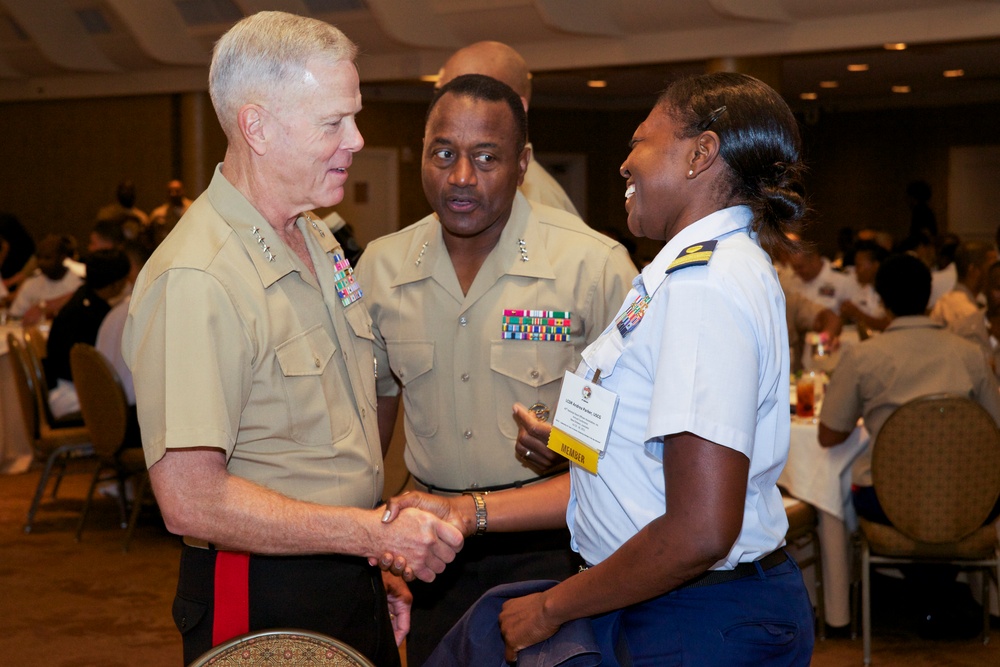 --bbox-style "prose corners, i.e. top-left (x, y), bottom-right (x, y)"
top-left (697, 105), bottom-right (727, 131)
